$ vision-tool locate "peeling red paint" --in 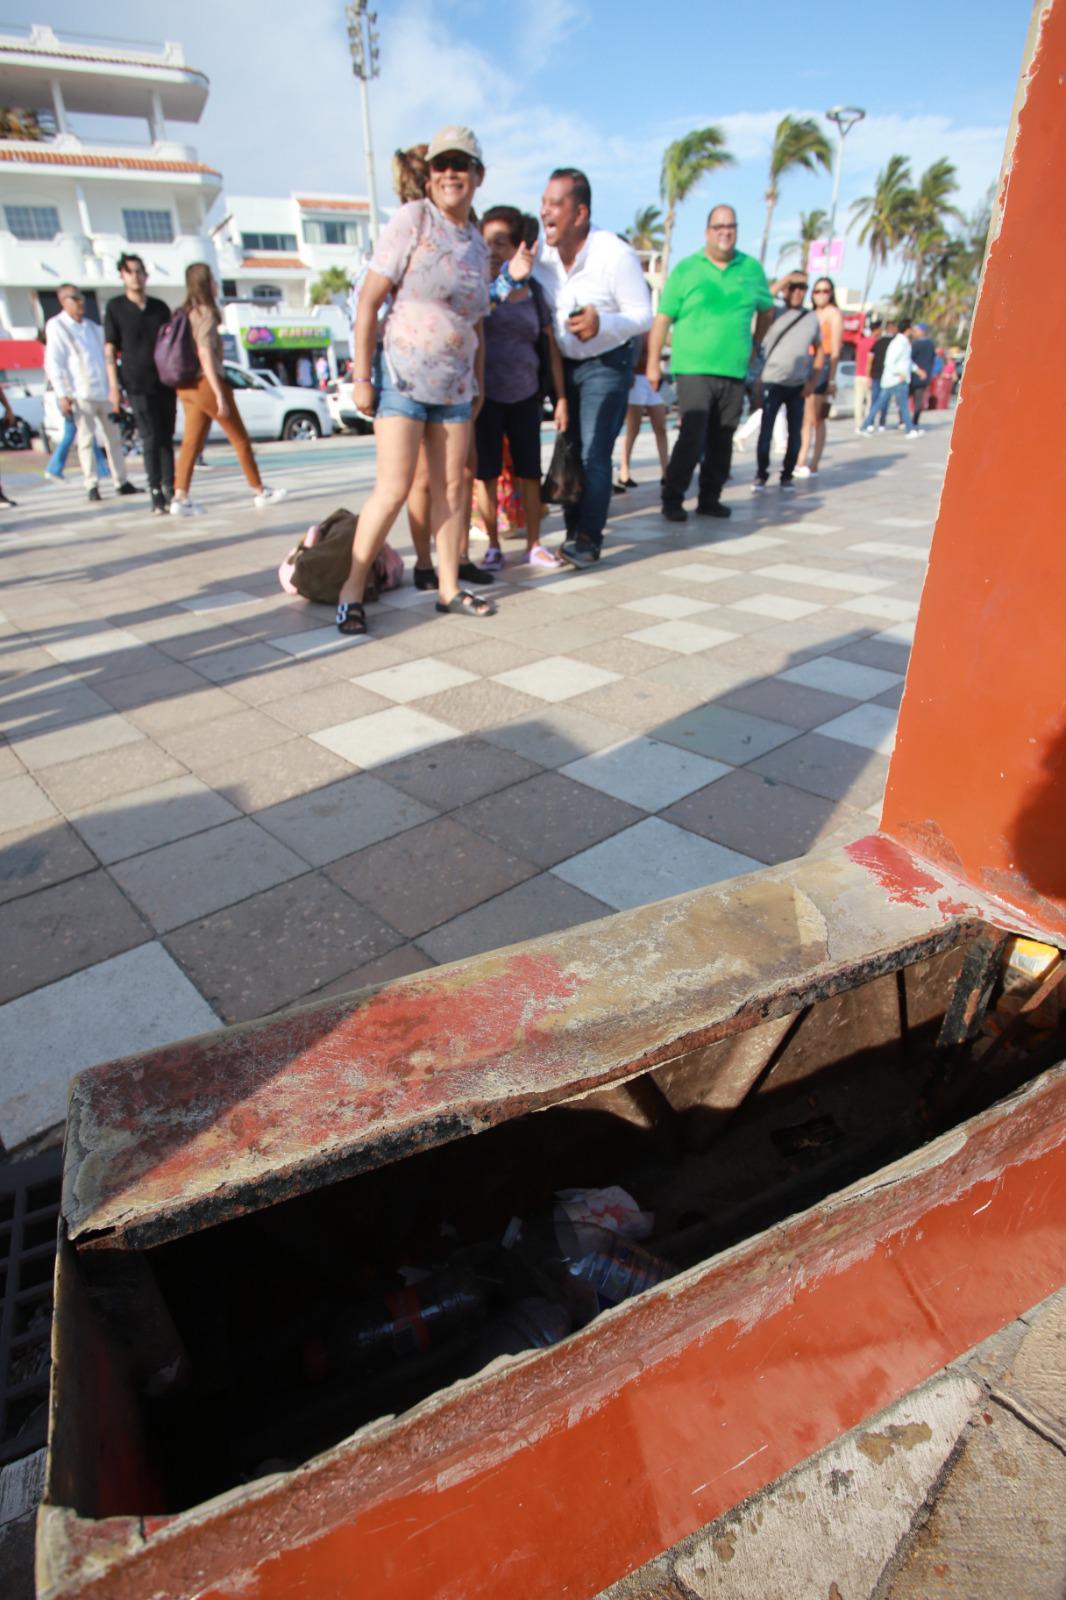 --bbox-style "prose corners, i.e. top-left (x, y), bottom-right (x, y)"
top-left (937, 897), bottom-right (976, 918)
top-left (845, 836), bottom-right (944, 908)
